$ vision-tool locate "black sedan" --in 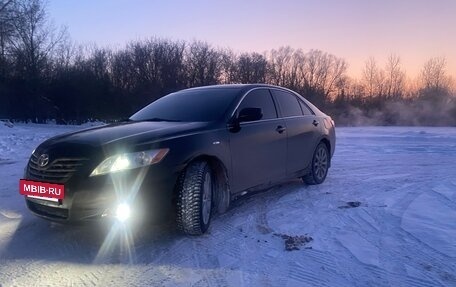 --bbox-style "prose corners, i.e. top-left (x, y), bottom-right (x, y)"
top-left (21, 84), bottom-right (336, 235)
